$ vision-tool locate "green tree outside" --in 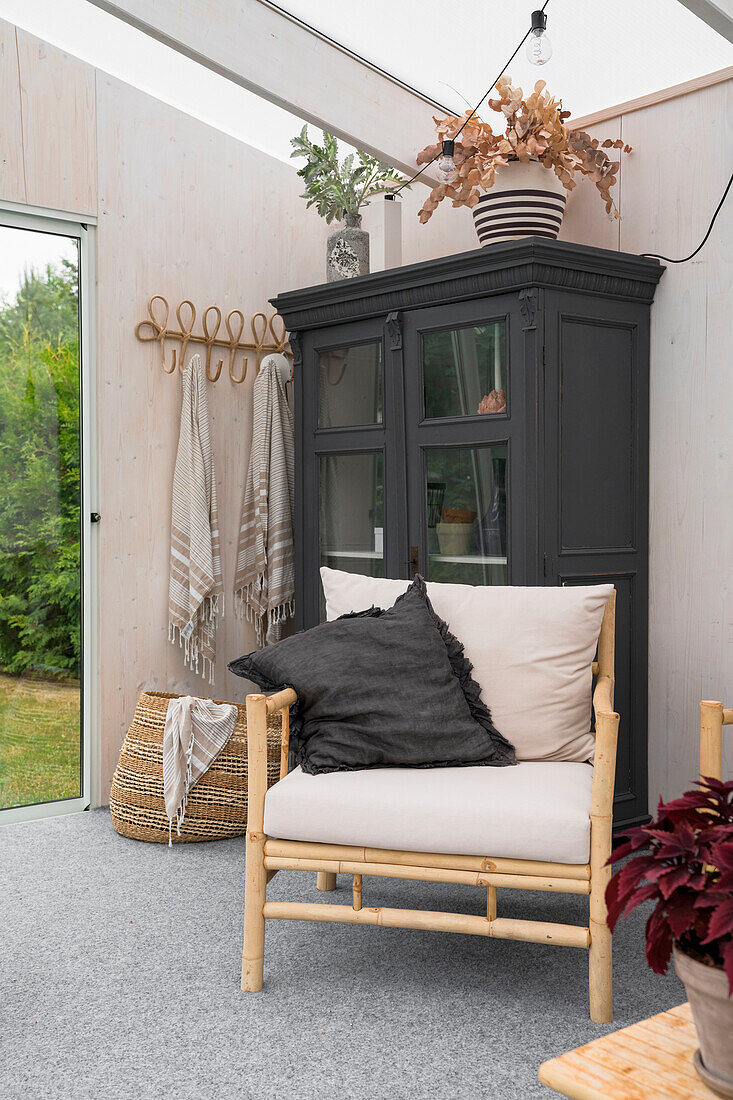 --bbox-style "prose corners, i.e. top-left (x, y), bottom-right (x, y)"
top-left (0, 257), bottom-right (81, 683)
